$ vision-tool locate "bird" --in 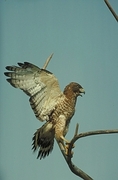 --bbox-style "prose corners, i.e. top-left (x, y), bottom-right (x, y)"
top-left (4, 61), bottom-right (85, 159)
